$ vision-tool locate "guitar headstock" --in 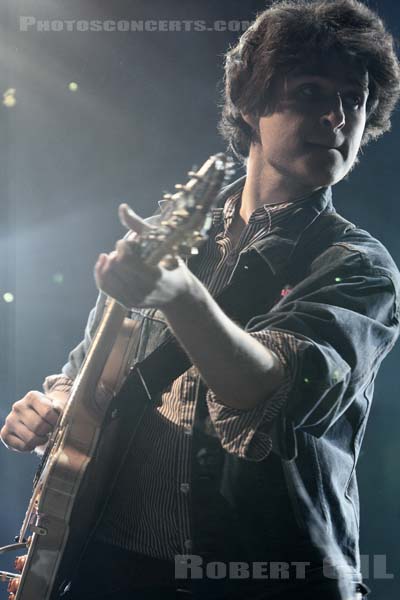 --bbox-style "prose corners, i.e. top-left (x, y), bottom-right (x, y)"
top-left (139, 153), bottom-right (234, 266)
